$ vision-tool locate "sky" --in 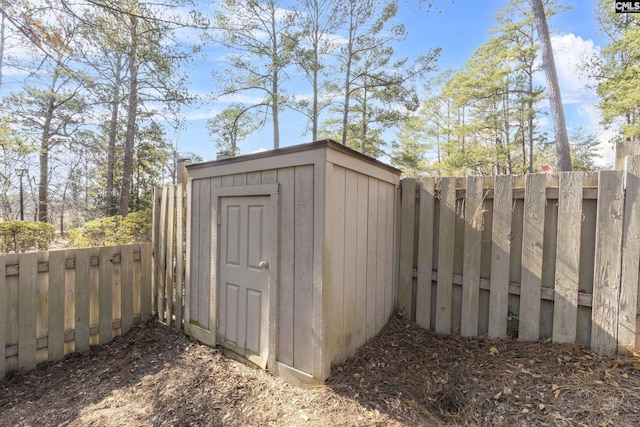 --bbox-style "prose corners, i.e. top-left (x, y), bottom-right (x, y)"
top-left (174, 0), bottom-right (613, 166)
